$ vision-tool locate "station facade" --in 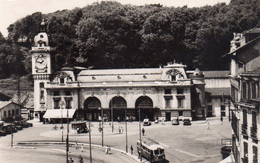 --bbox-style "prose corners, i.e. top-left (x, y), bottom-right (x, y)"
top-left (32, 21), bottom-right (206, 122)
